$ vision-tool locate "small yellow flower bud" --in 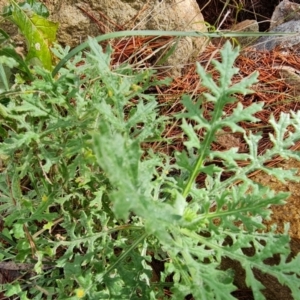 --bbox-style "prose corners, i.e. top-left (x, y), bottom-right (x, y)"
top-left (42, 195), bottom-right (48, 202)
top-left (108, 90), bottom-right (113, 97)
top-left (76, 288), bottom-right (85, 298)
